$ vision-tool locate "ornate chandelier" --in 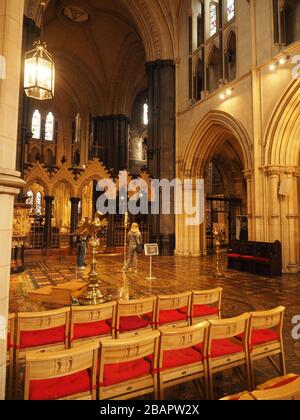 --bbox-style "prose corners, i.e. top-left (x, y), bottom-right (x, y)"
top-left (24, 2), bottom-right (55, 100)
